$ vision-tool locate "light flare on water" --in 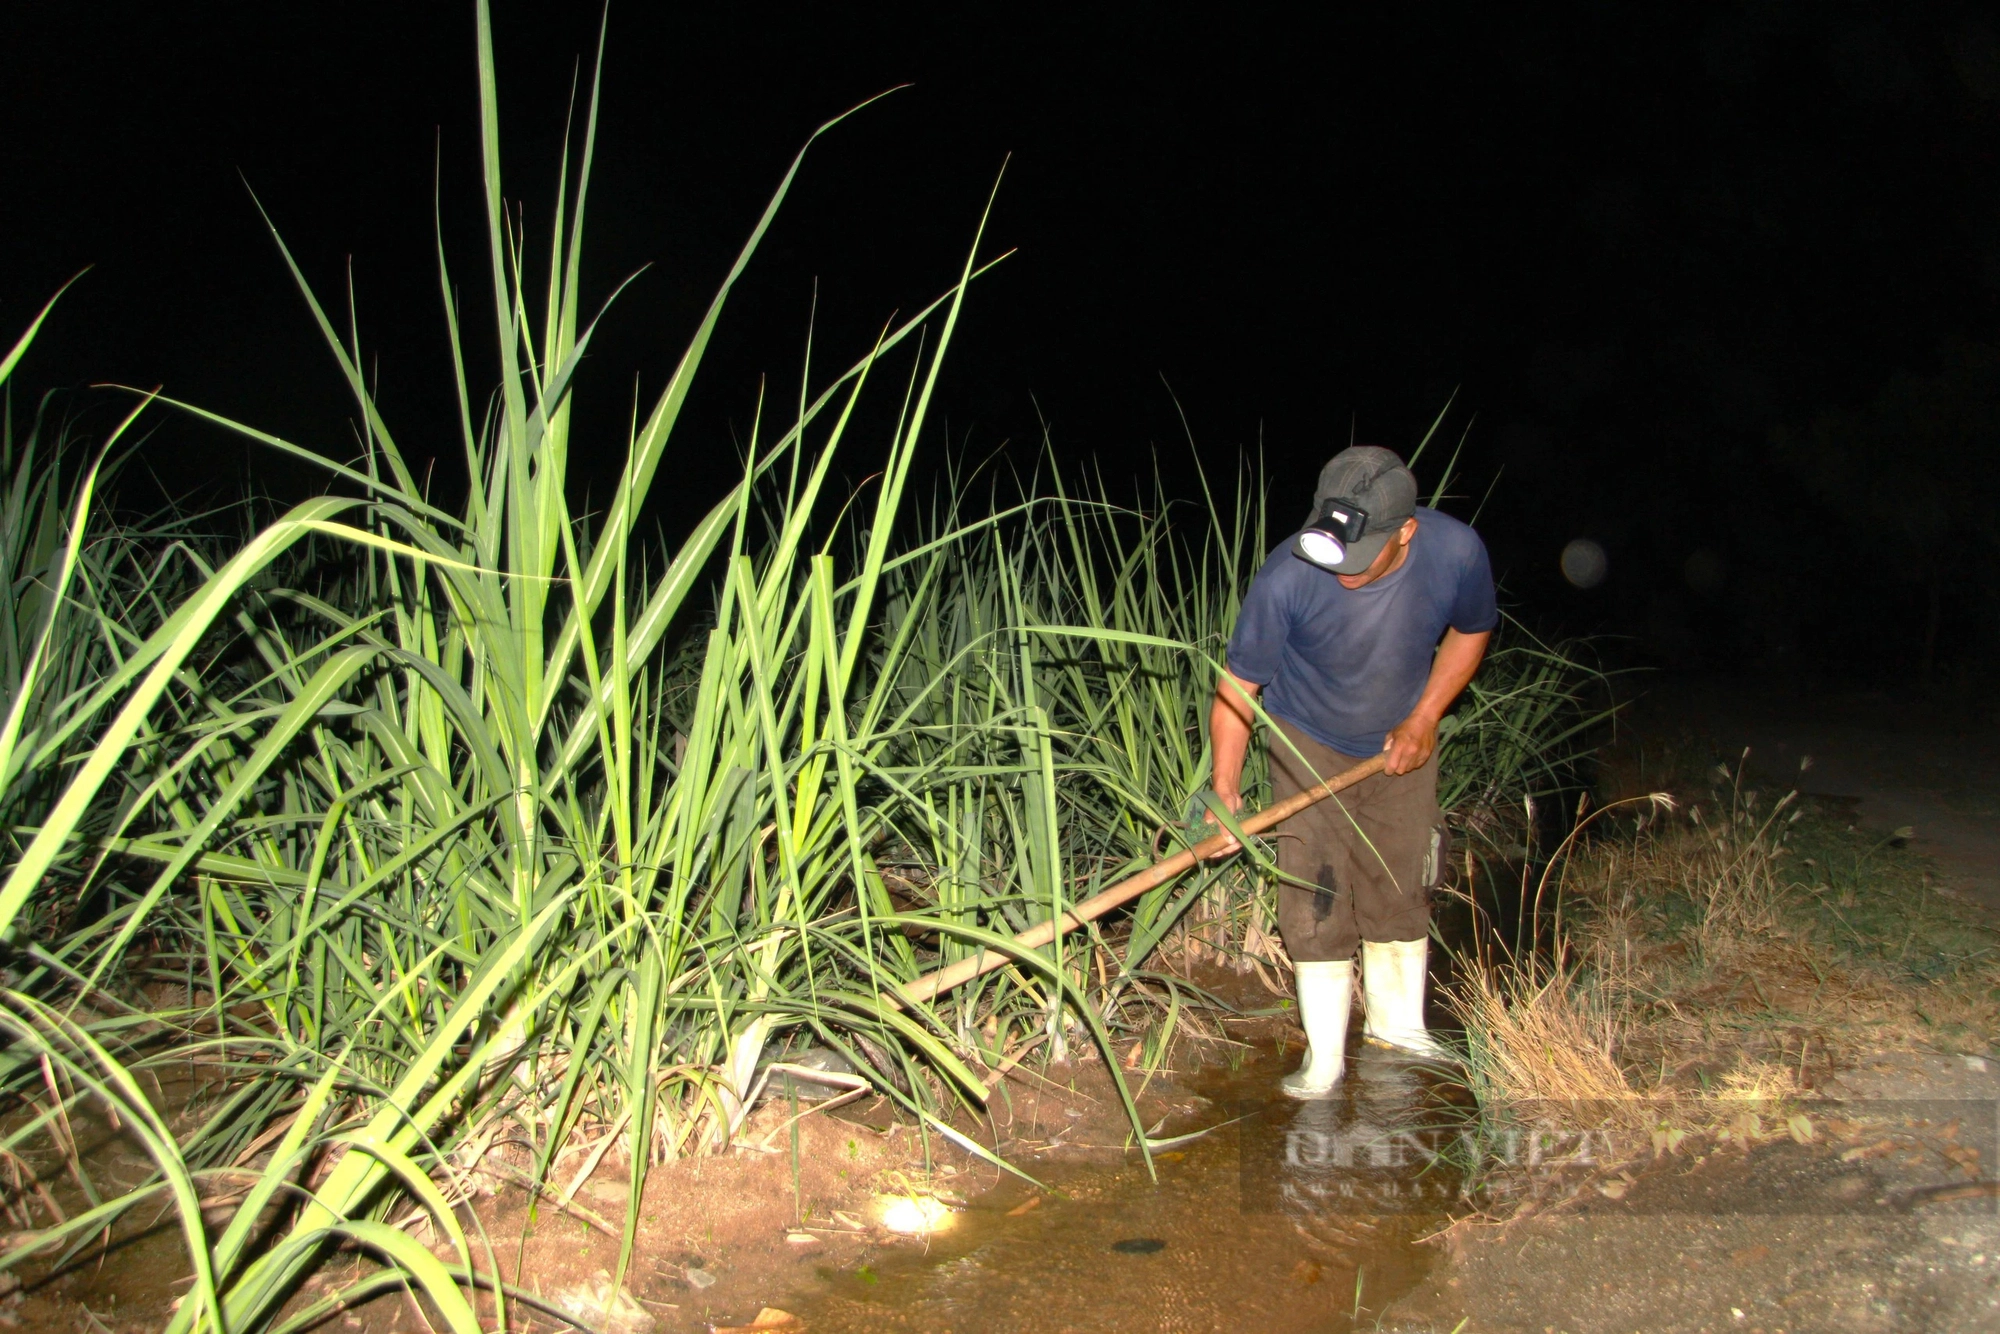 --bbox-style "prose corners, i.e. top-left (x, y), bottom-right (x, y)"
top-left (876, 1194), bottom-right (956, 1234)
